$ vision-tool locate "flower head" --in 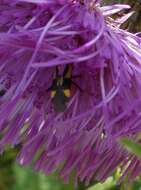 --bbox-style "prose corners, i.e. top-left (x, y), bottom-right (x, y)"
top-left (0, 0), bottom-right (141, 186)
